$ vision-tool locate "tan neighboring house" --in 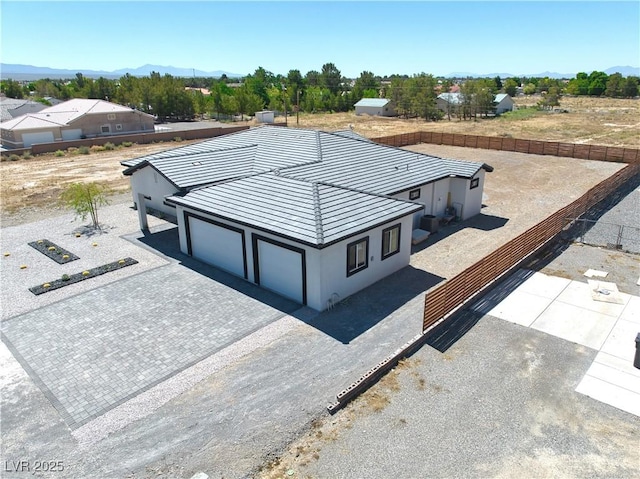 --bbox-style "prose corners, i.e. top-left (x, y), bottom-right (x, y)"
top-left (0, 98), bottom-right (155, 148)
top-left (0, 97), bottom-right (47, 122)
